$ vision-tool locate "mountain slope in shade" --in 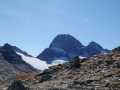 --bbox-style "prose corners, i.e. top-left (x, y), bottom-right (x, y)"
top-left (0, 43), bottom-right (37, 73)
top-left (81, 41), bottom-right (110, 57)
top-left (0, 52), bottom-right (18, 82)
top-left (37, 48), bottom-right (70, 64)
top-left (37, 34), bottom-right (110, 64)
top-left (0, 43), bottom-right (48, 70)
